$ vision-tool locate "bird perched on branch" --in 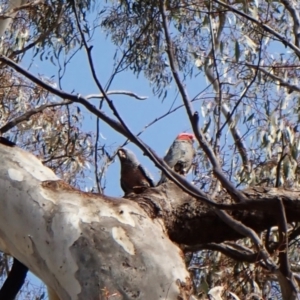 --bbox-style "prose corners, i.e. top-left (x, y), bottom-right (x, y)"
top-left (158, 133), bottom-right (195, 184)
top-left (117, 148), bottom-right (155, 195)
